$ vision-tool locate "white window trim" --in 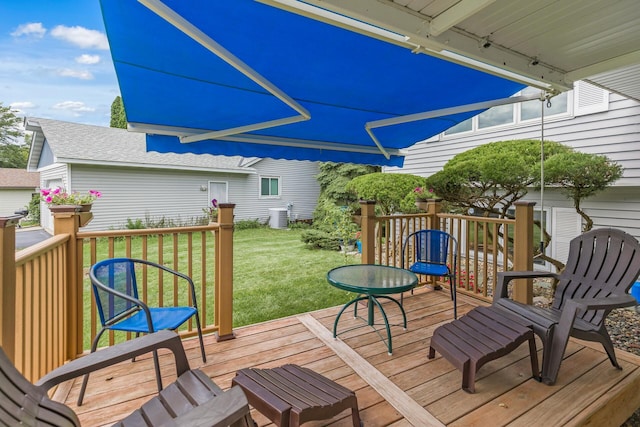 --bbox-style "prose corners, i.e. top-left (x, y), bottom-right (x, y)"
top-left (259, 175), bottom-right (281, 199)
